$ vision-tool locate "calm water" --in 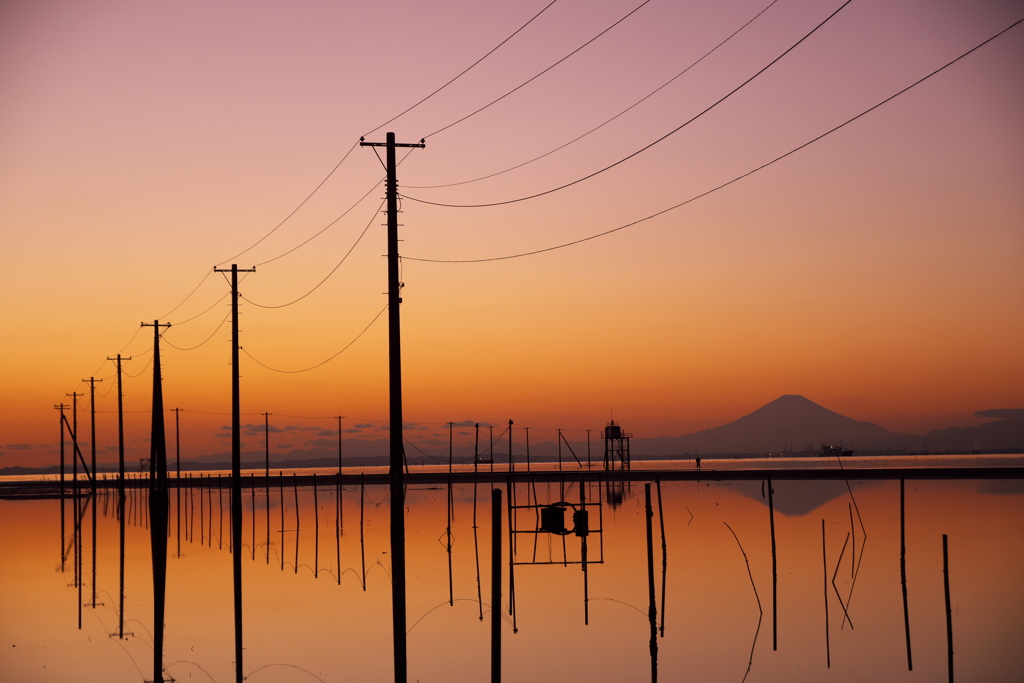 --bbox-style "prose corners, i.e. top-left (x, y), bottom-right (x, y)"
top-left (2, 470), bottom-right (1022, 682)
